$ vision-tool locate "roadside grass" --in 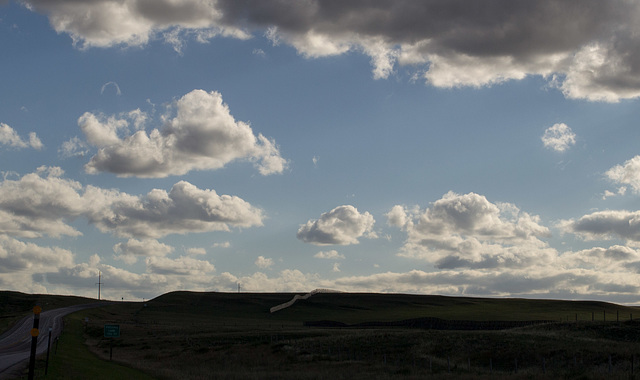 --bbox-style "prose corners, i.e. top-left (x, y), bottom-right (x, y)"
top-left (4, 291), bottom-right (640, 379)
top-left (0, 291), bottom-right (95, 334)
top-left (14, 311), bottom-right (156, 380)
top-left (65, 293), bottom-right (640, 379)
